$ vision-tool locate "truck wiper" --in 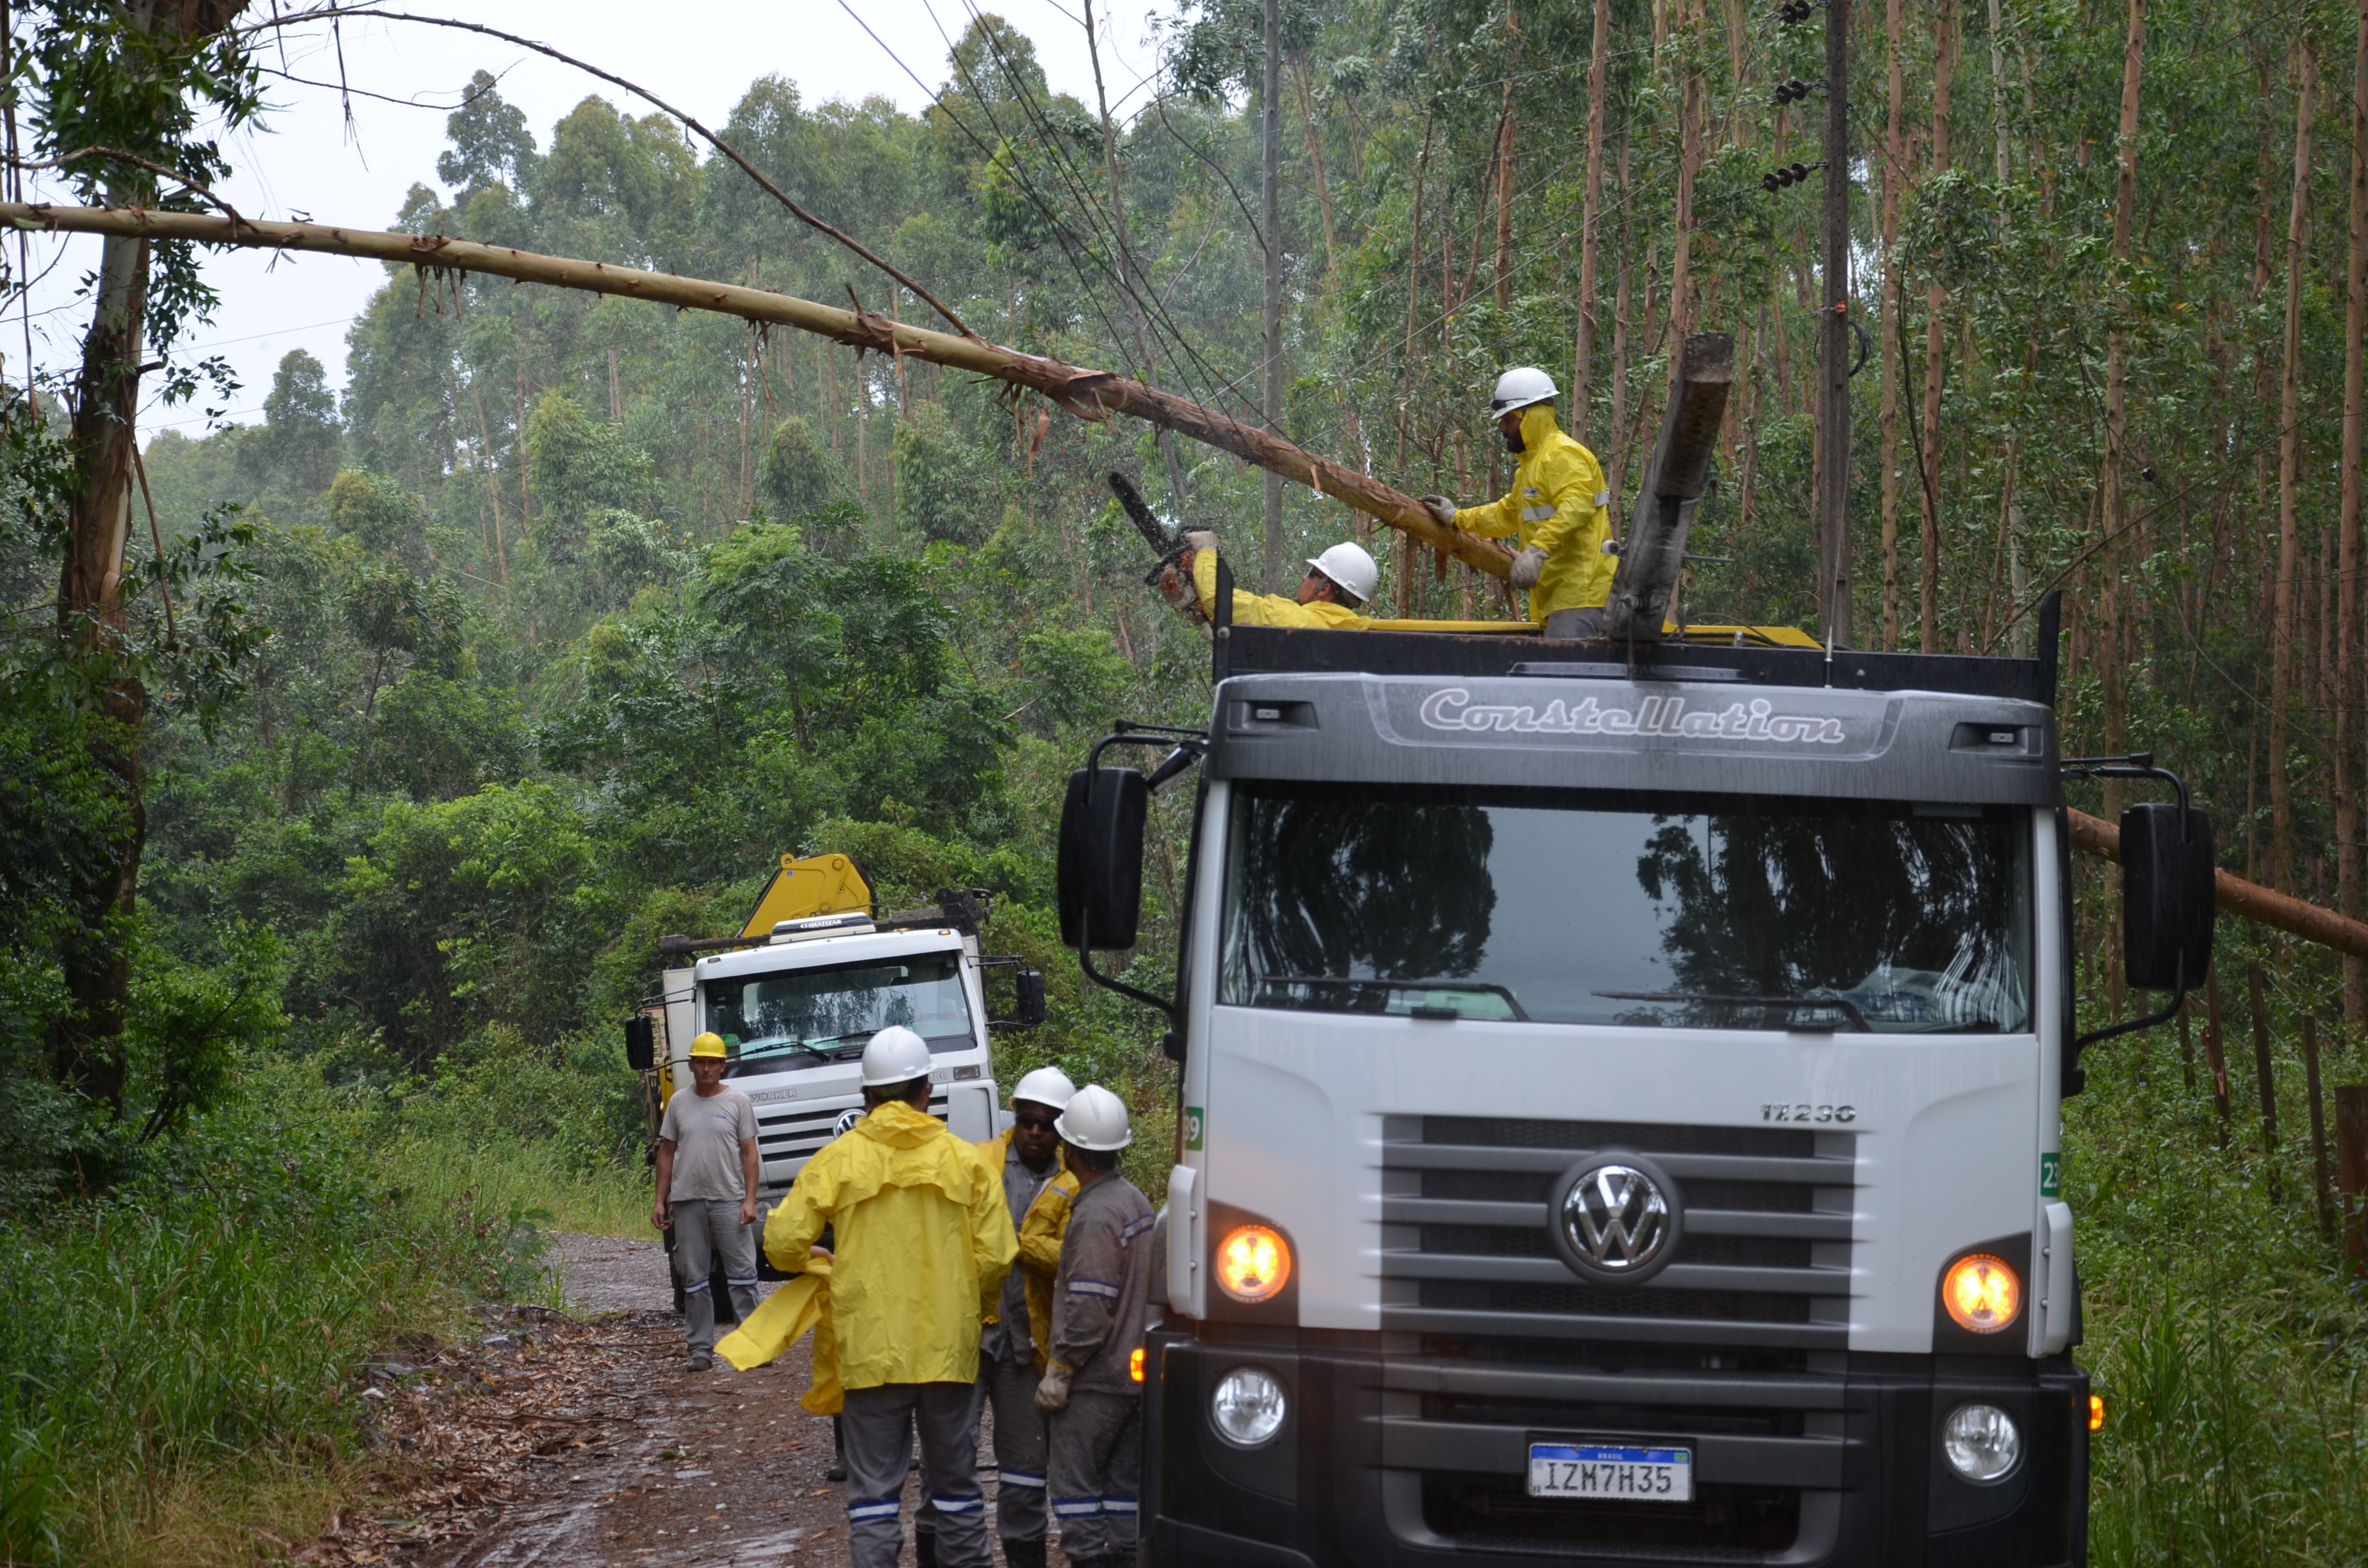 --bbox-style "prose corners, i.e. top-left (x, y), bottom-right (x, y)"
top-left (1592, 992), bottom-right (1872, 1033)
top-left (1260, 976), bottom-right (1531, 1021)
top-left (739, 1031), bottom-right (866, 1063)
